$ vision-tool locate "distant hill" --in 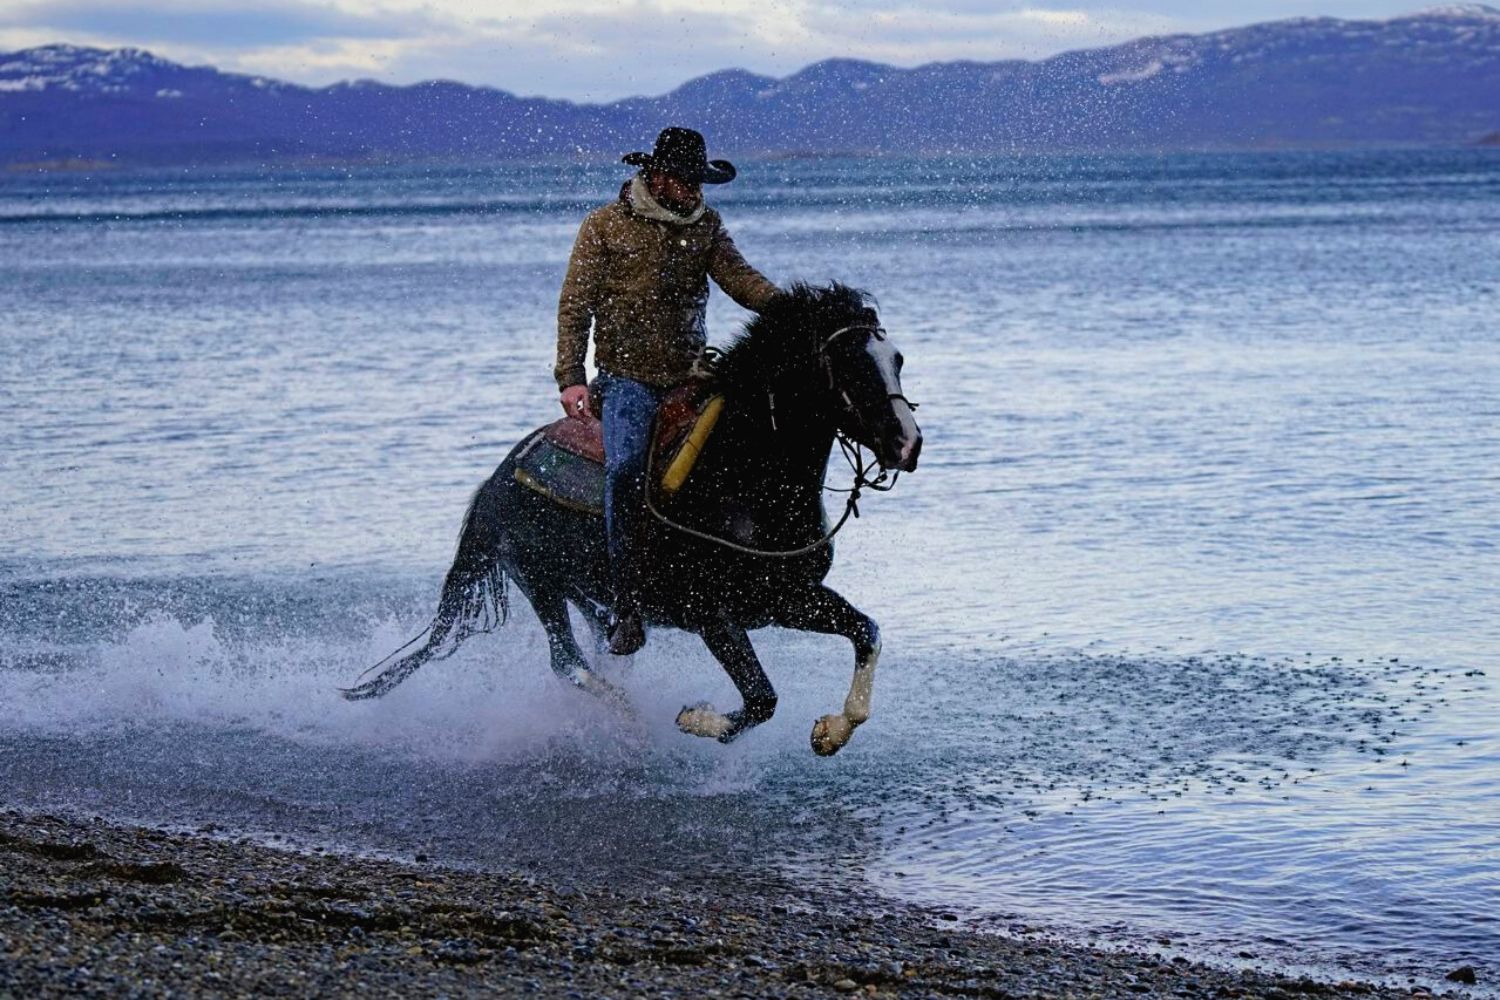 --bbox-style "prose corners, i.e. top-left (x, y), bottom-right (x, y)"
top-left (3, 5), bottom-right (1498, 166)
